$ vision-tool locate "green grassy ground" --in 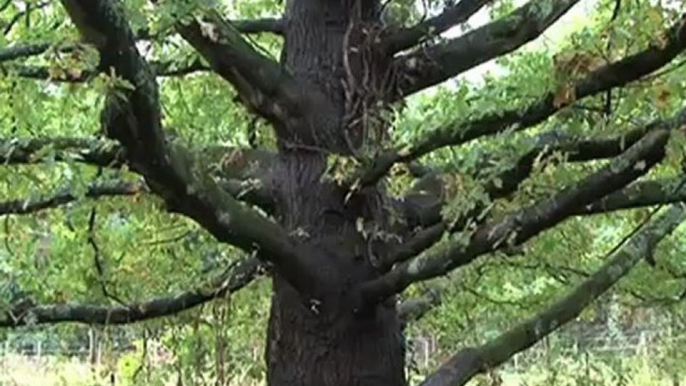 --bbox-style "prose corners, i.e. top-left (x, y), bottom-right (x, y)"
top-left (1, 353), bottom-right (683, 386)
